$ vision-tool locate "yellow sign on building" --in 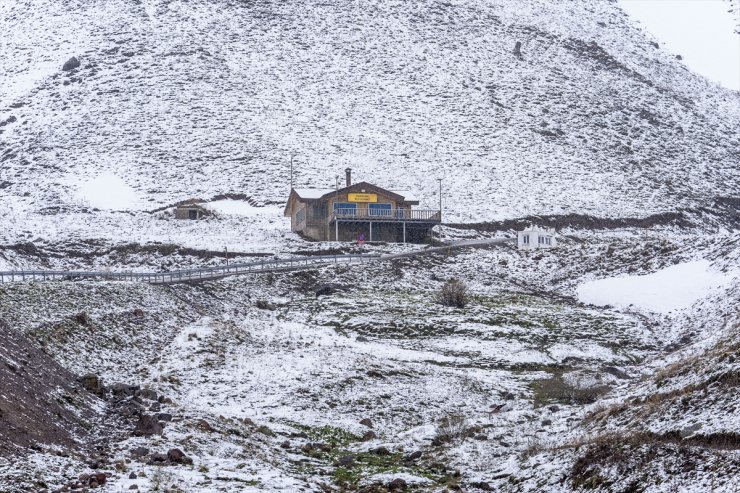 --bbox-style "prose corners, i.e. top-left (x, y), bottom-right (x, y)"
top-left (348, 193), bottom-right (378, 203)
